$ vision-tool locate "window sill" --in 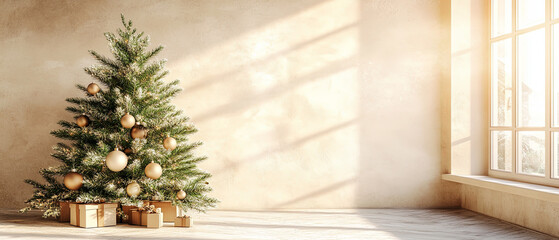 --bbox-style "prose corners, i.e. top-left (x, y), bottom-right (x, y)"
top-left (442, 174), bottom-right (559, 203)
